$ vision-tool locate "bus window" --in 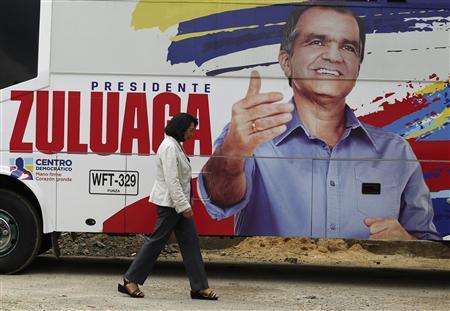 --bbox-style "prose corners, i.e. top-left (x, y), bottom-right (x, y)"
top-left (0, 0), bottom-right (40, 90)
